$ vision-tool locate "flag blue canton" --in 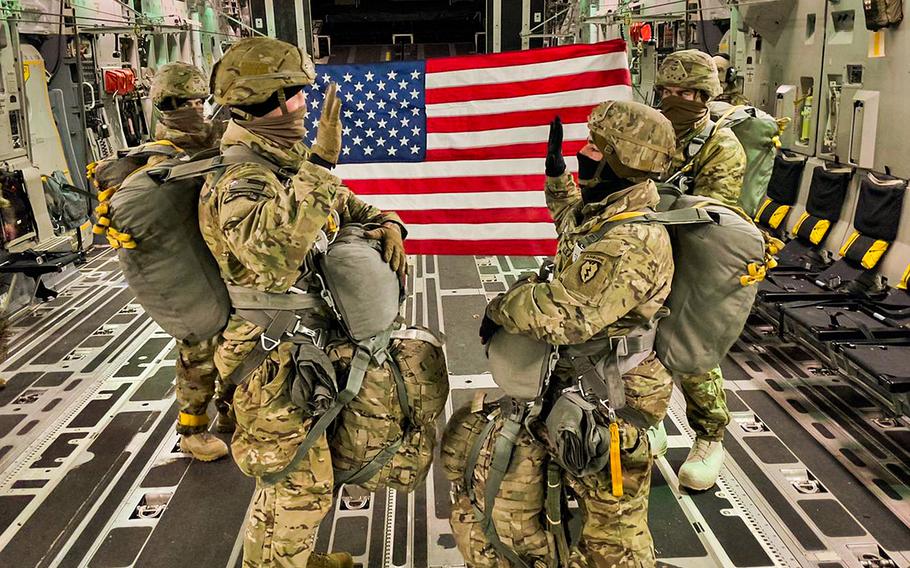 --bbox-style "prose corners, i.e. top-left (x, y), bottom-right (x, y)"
top-left (304, 61), bottom-right (427, 164)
